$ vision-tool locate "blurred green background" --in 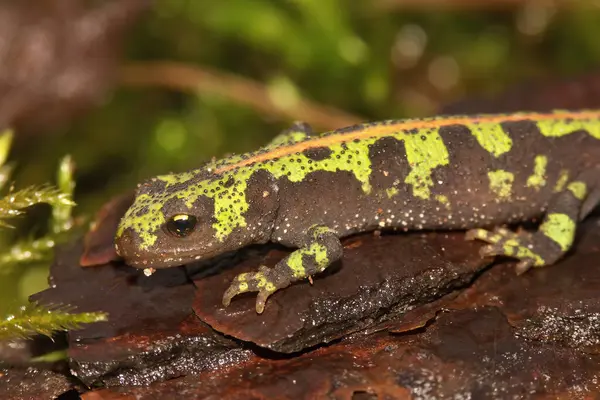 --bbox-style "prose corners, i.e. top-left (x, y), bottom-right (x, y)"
top-left (2, 0), bottom-right (600, 314)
